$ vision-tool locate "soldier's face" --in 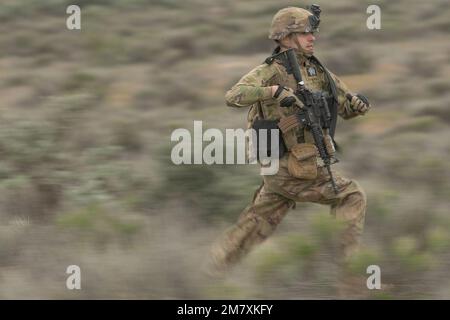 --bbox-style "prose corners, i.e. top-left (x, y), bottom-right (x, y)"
top-left (294, 32), bottom-right (316, 55)
top-left (282, 32), bottom-right (316, 55)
